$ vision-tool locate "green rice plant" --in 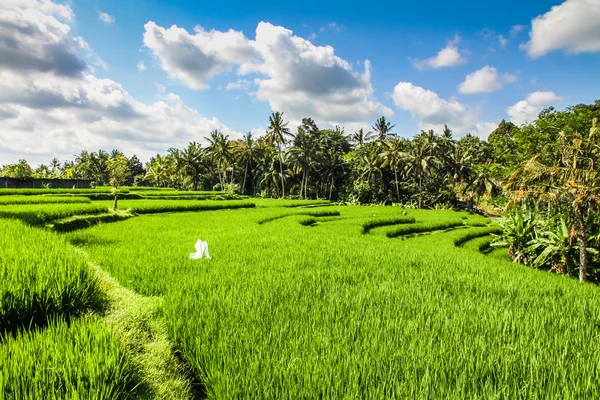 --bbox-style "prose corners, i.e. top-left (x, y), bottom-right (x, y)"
top-left (0, 317), bottom-right (139, 398)
top-left (134, 190), bottom-right (224, 197)
top-left (386, 220), bottom-right (465, 238)
top-left (453, 226), bottom-right (503, 247)
top-left (0, 219), bottom-right (102, 334)
top-left (0, 203), bottom-right (108, 225)
top-left (297, 216), bottom-right (317, 226)
top-left (257, 209), bottom-right (340, 224)
top-left (67, 204), bottom-right (600, 398)
top-left (51, 212), bottom-right (133, 233)
top-left (361, 216), bottom-right (416, 234)
top-left (0, 196), bottom-right (91, 205)
top-left (0, 188), bottom-right (129, 196)
top-left (122, 200), bottom-right (256, 214)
